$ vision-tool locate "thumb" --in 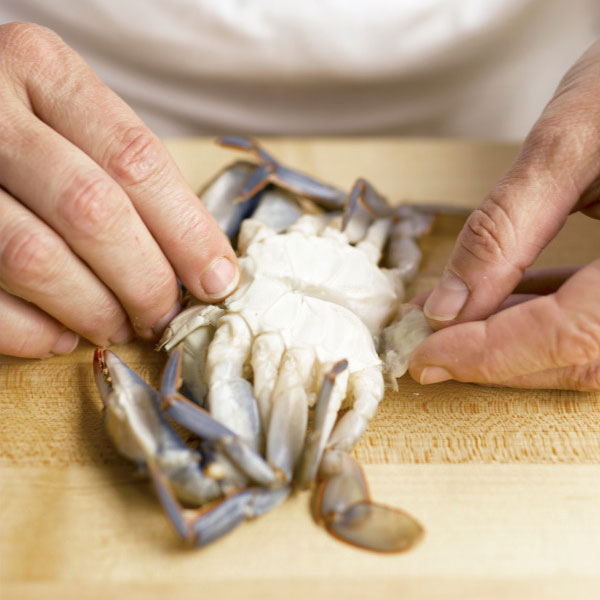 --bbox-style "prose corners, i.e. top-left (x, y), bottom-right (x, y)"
top-left (409, 258), bottom-right (600, 390)
top-left (424, 40), bottom-right (600, 326)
